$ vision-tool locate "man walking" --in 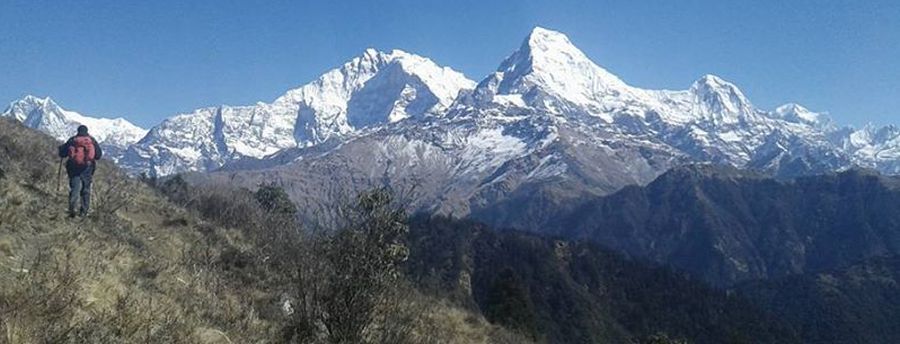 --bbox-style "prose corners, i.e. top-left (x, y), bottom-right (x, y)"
top-left (58, 125), bottom-right (102, 218)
